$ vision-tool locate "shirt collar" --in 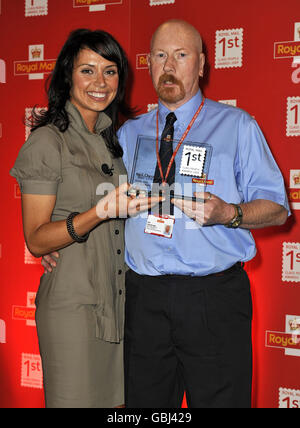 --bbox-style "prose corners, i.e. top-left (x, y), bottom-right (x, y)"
top-left (65, 100), bottom-right (112, 135)
top-left (158, 90), bottom-right (203, 129)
